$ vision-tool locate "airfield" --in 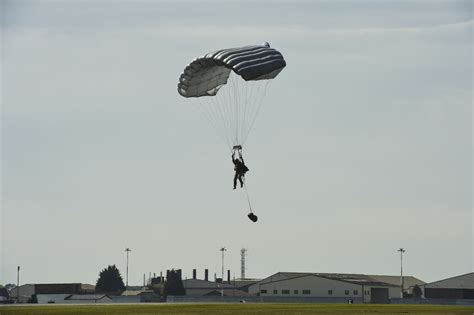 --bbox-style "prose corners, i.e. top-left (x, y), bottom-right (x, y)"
top-left (1, 303), bottom-right (474, 315)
